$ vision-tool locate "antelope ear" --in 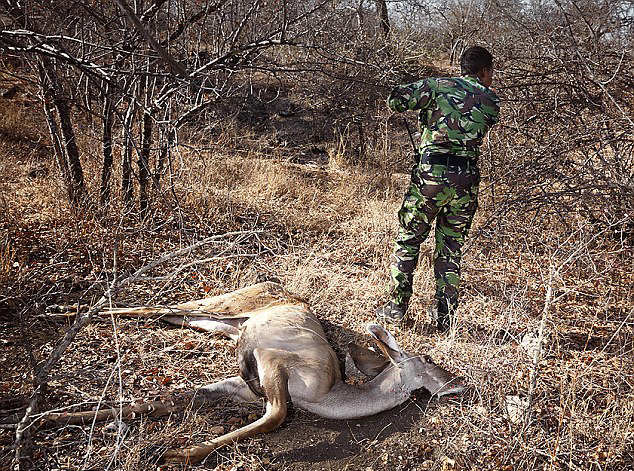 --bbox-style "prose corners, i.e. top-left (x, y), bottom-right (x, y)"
top-left (366, 323), bottom-right (408, 365)
top-left (347, 343), bottom-right (391, 378)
